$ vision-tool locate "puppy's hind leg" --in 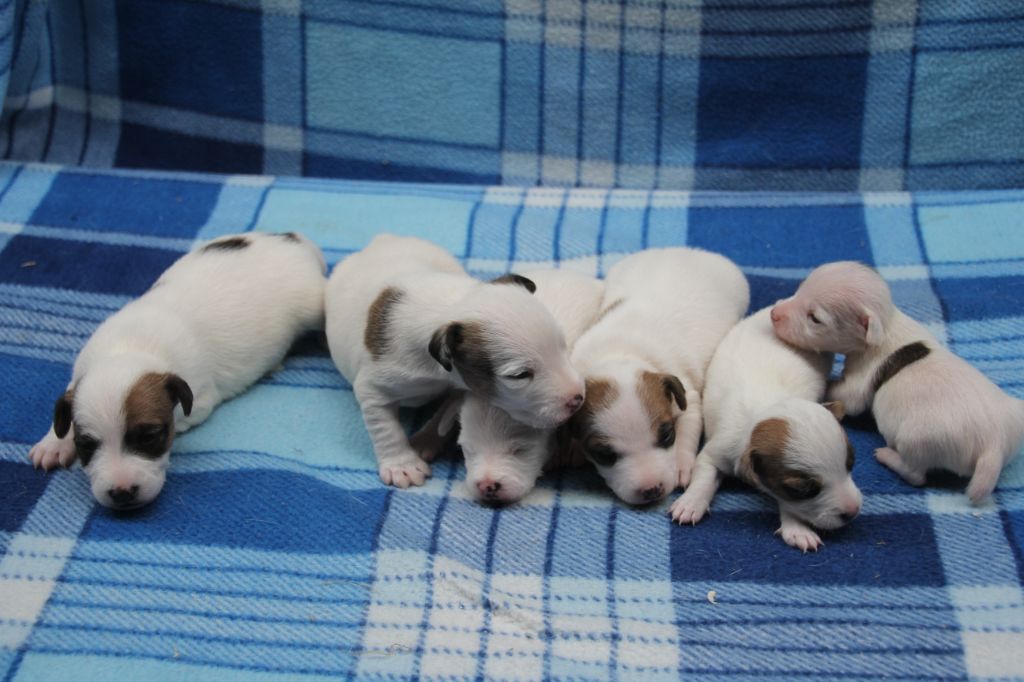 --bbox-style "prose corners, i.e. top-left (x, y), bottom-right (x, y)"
top-left (966, 448), bottom-right (1004, 505)
top-left (875, 446), bottom-right (927, 487)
